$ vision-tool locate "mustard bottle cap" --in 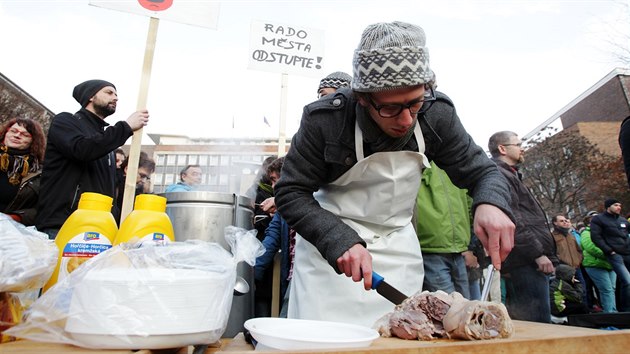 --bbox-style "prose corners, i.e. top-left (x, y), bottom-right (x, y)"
top-left (134, 194), bottom-right (167, 212)
top-left (77, 192), bottom-right (113, 212)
